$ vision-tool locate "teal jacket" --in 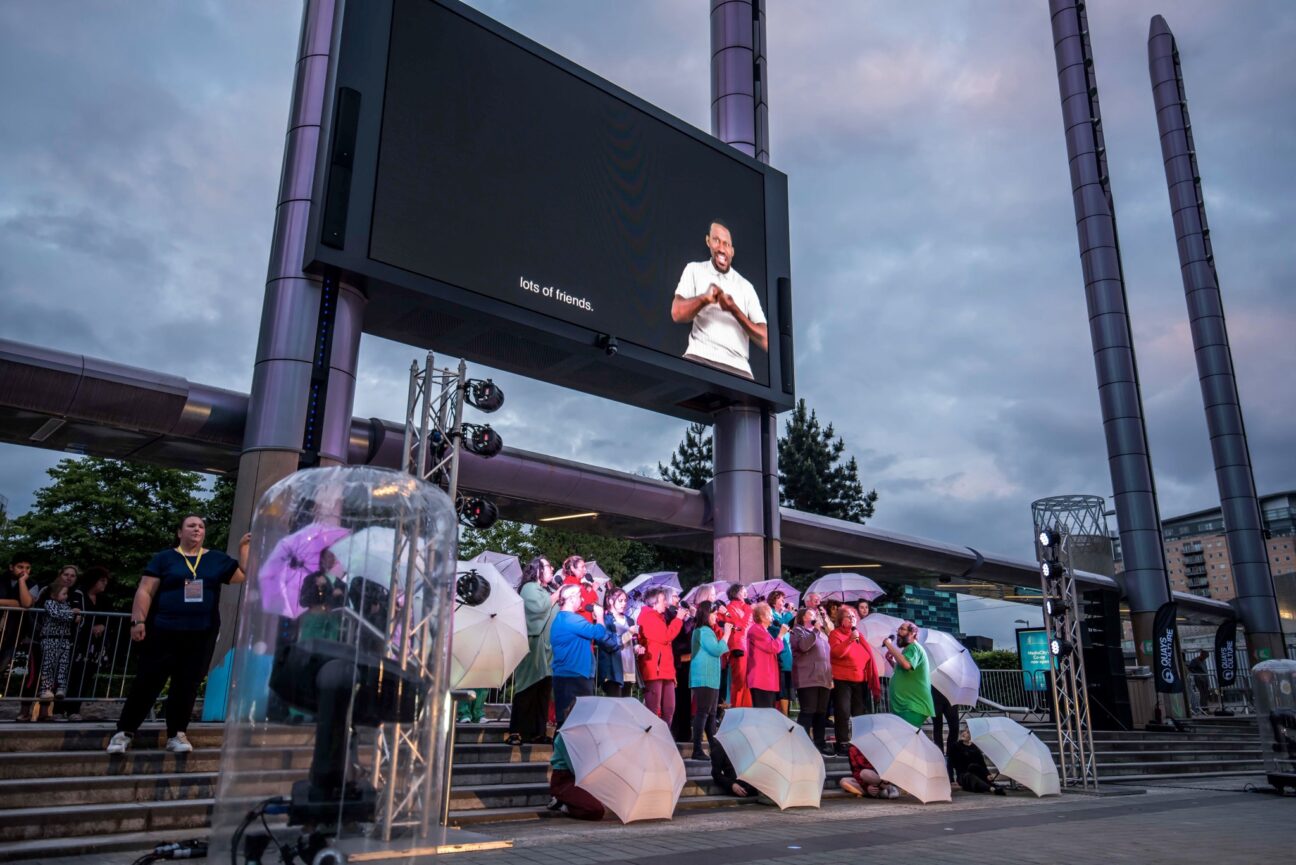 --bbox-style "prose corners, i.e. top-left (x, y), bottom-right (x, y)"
top-left (771, 610), bottom-right (795, 672)
top-left (689, 625), bottom-right (729, 688)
